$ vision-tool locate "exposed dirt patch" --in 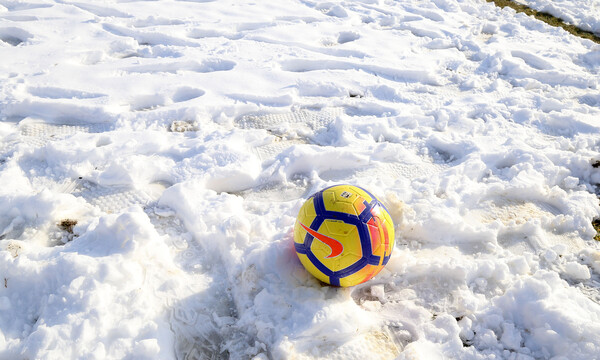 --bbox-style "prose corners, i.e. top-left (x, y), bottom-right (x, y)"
top-left (487, 0), bottom-right (600, 44)
top-left (56, 219), bottom-right (79, 244)
top-left (58, 219), bottom-right (78, 234)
